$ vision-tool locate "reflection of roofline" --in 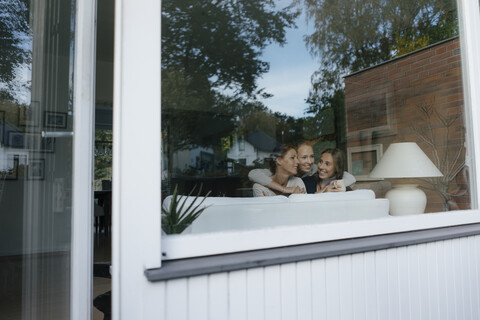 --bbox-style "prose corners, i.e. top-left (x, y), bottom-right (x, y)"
top-left (245, 130), bottom-right (280, 152)
top-left (344, 36), bottom-right (459, 78)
